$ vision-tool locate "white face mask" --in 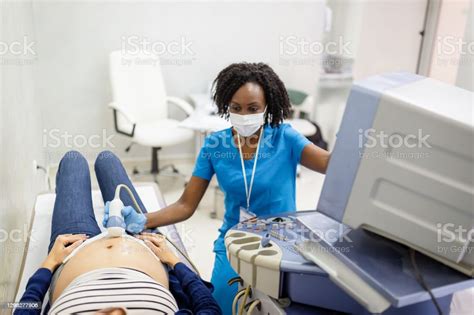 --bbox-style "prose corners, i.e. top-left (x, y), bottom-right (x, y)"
top-left (229, 108), bottom-right (266, 137)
